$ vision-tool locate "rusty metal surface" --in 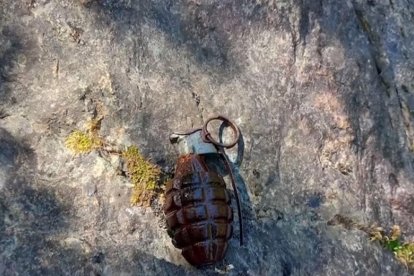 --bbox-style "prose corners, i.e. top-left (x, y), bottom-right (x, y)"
top-left (164, 154), bottom-right (233, 266)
